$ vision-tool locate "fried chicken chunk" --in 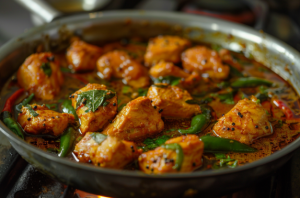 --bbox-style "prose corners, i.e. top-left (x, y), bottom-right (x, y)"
top-left (182, 46), bottom-right (230, 80)
top-left (17, 52), bottom-right (63, 100)
top-left (144, 35), bottom-right (191, 66)
top-left (74, 132), bottom-right (141, 169)
top-left (213, 96), bottom-right (273, 145)
top-left (66, 38), bottom-right (102, 72)
top-left (139, 135), bottom-right (204, 174)
top-left (102, 97), bottom-right (164, 141)
top-left (70, 83), bottom-right (117, 135)
top-left (147, 84), bottom-right (201, 118)
top-left (97, 51), bottom-right (150, 88)
top-left (149, 61), bottom-right (201, 88)
top-left (17, 104), bottom-right (75, 137)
